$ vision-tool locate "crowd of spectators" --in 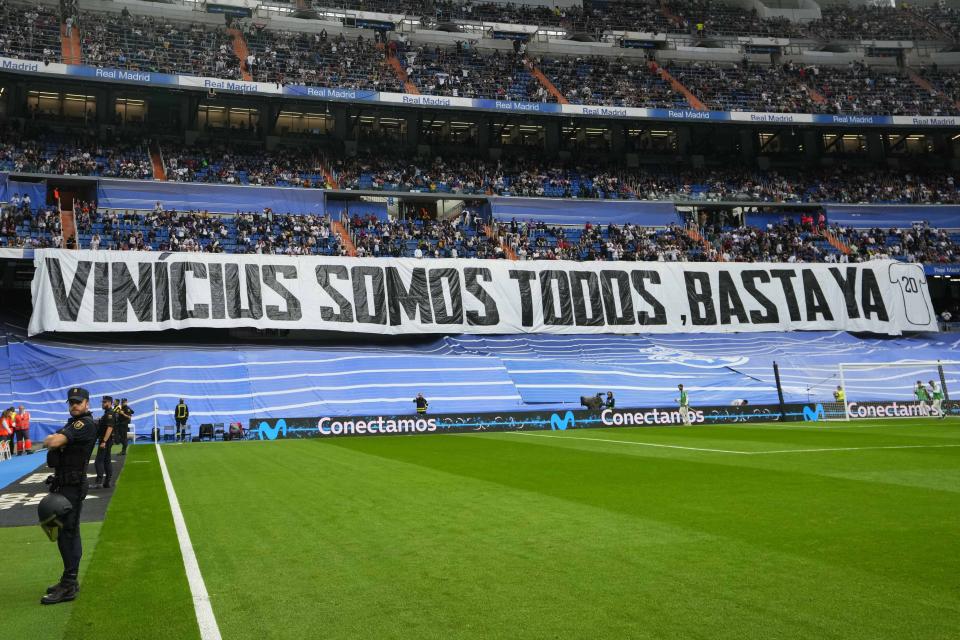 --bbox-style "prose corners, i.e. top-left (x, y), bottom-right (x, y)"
top-left (79, 9), bottom-right (241, 78)
top-left (1, 195), bottom-right (62, 249)
top-left (0, 201), bottom-right (348, 255)
top-left (349, 212), bottom-right (504, 258)
top-left (809, 62), bottom-right (959, 117)
top-left (919, 66), bottom-right (960, 108)
top-left (0, 0), bottom-right (62, 64)
top-left (3, 1), bottom-right (959, 117)
top-left (808, 5), bottom-right (943, 41)
top-left (330, 152), bottom-right (636, 198)
top-left (4, 193), bottom-right (960, 265)
top-left (402, 43), bottom-right (544, 101)
top-left (163, 142), bottom-right (331, 188)
top-left (234, 209), bottom-right (346, 255)
top-left (490, 217), bottom-right (960, 264)
top-left (536, 56), bottom-right (680, 108)
top-left (664, 0), bottom-right (804, 38)
top-left (833, 223), bottom-right (960, 264)
top-left (668, 61), bottom-right (818, 113)
top-left (1, 127), bottom-right (957, 205)
top-left (533, 57), bottom-right (960, 116)
top-left (244, 27), bottom-right (401, 91)
top-left (316, 0), bottom-right (958, 41)
top-left (918, 5), bottom-right (960, 42)
top-left (0, 128), bottom-right (153, 178)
